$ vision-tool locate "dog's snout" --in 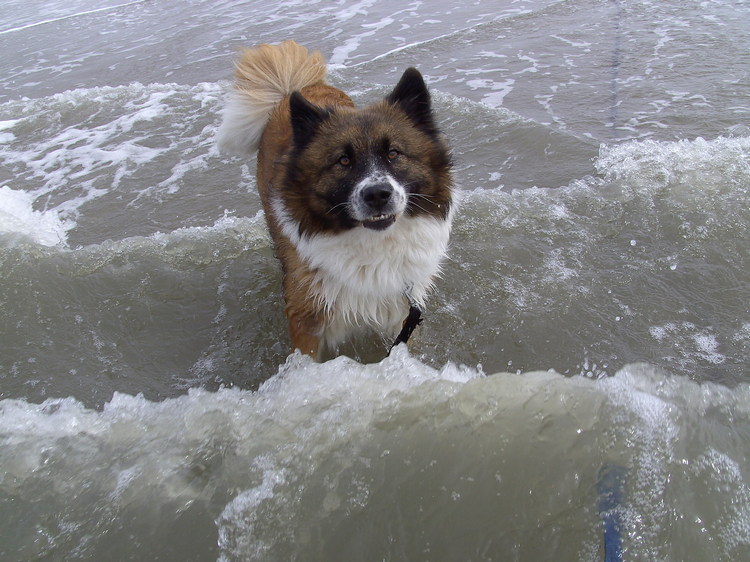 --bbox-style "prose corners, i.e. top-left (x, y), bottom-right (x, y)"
top-left (362, 184), bottom-right (393, 210)
top-left (350, 173), bottom-right (407, 225)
